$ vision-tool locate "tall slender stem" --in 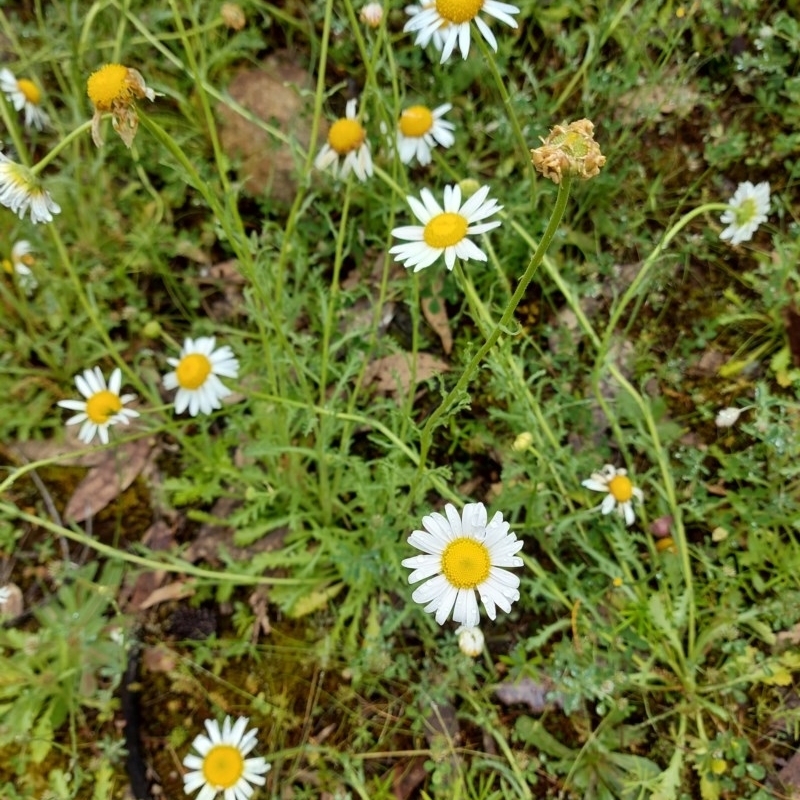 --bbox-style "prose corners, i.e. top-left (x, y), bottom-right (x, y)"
top-left (410, 177), bottom-right (573, 499)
